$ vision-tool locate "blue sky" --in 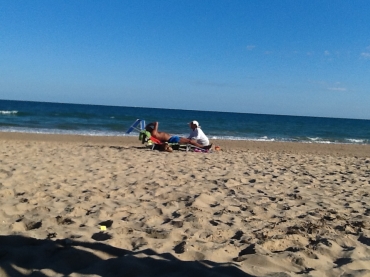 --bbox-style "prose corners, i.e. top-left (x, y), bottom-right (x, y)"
top-left (1, 1), bottom-right (370, 119)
